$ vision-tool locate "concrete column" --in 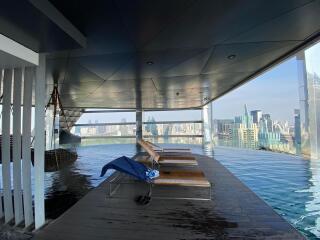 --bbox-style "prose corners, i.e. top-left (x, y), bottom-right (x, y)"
top-left (2, 68), bottom-right (14, 223)
top-left (202, 103), bottom-right (213, 145)
top-left (12, 68), bottom-right (23, 225)
top-left (22, 67), bottom-right (34, 228)
top-left (45, 106), bottom-right (54, 150)
top-left (34, 55), bottom-right (46, 229)
top-left (136, 110), bottom-right (142, 151)
top-left (0, 69), bottom-right (2, 219)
